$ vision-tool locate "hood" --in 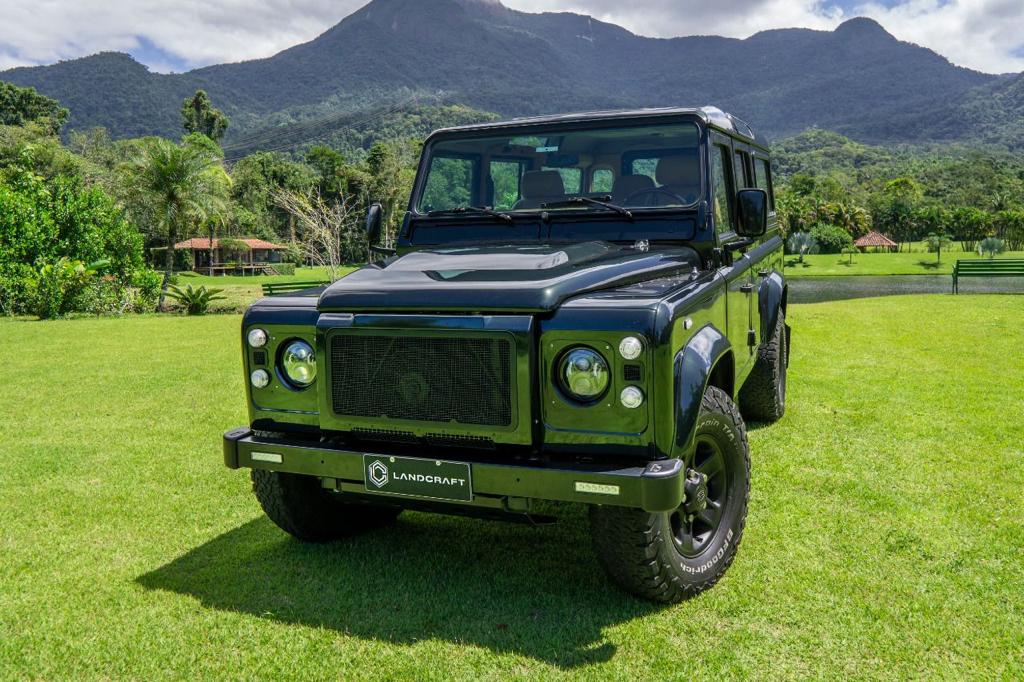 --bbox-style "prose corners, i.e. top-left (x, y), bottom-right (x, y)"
top-left (317, 241), bottom-right (700, 312)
